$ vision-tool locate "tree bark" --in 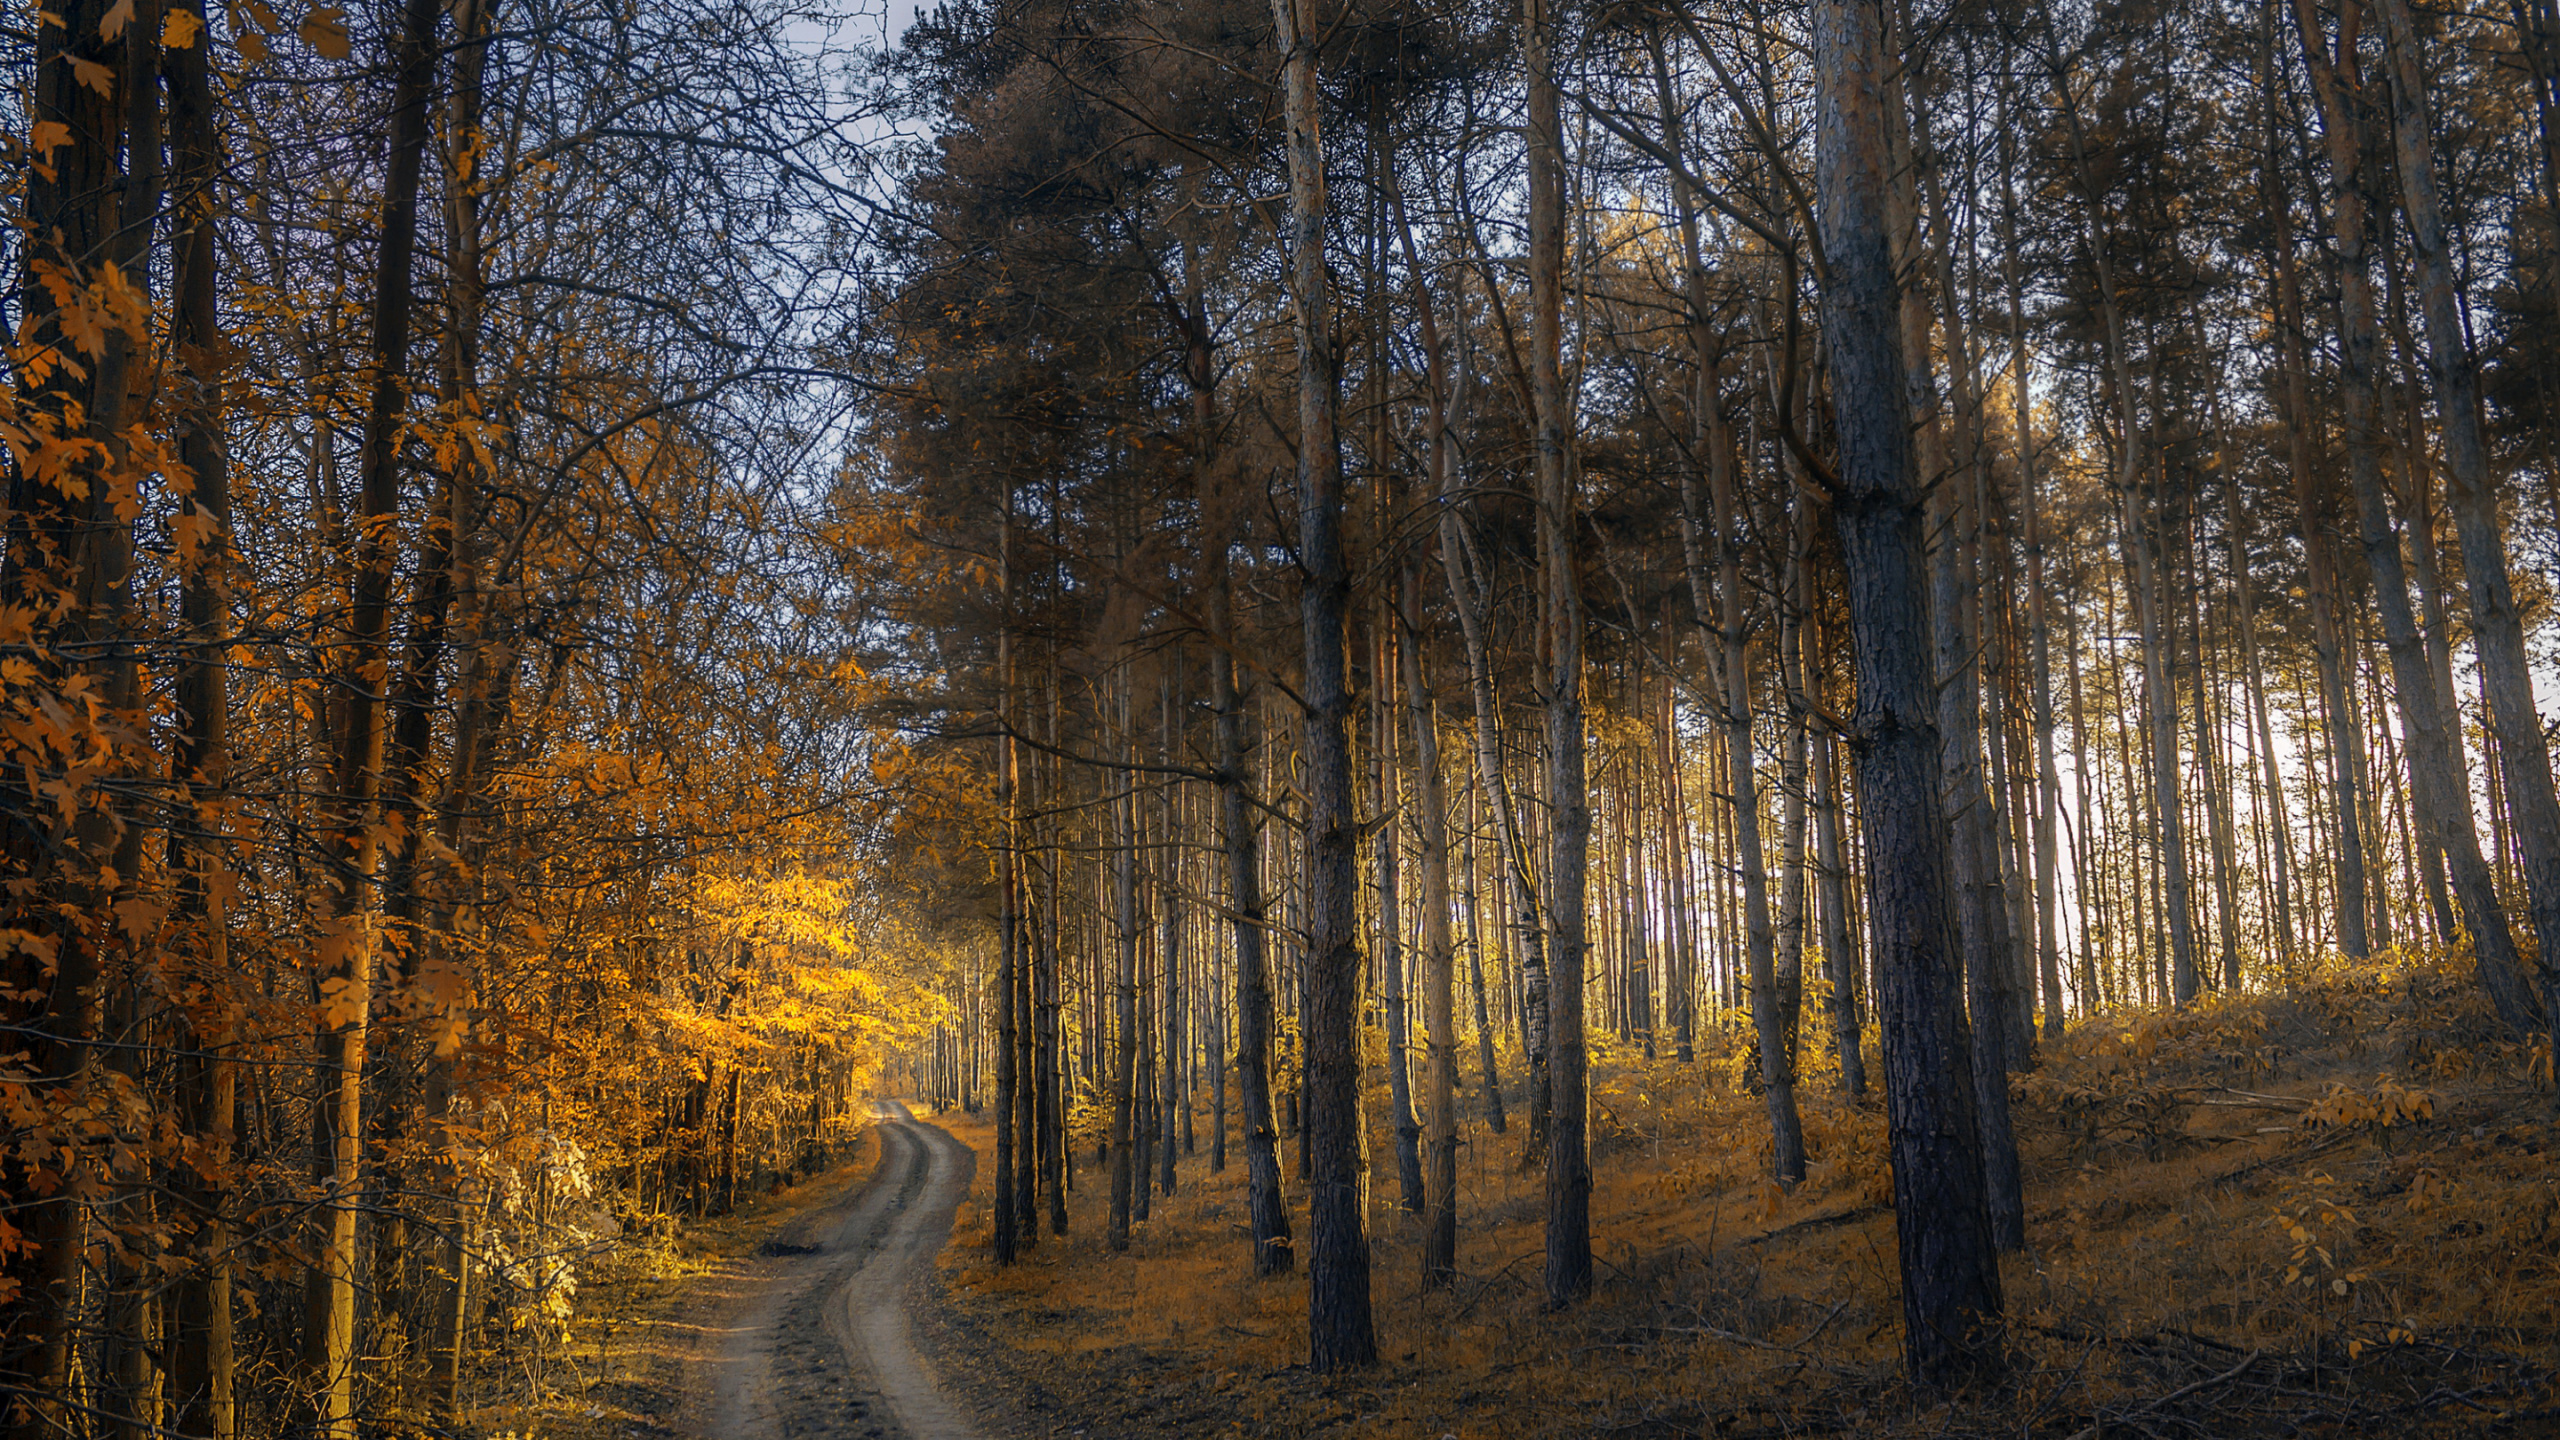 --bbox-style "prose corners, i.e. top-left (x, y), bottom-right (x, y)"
top-left (1271, 0), bottom-right (1375, 1366)
top-left (1809, 0), bottom-right (2004, 1382)
top-left (167, 0), bottom-right (237, 1426)
top-left (1527, 0), bottom-right (1593, 1309)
